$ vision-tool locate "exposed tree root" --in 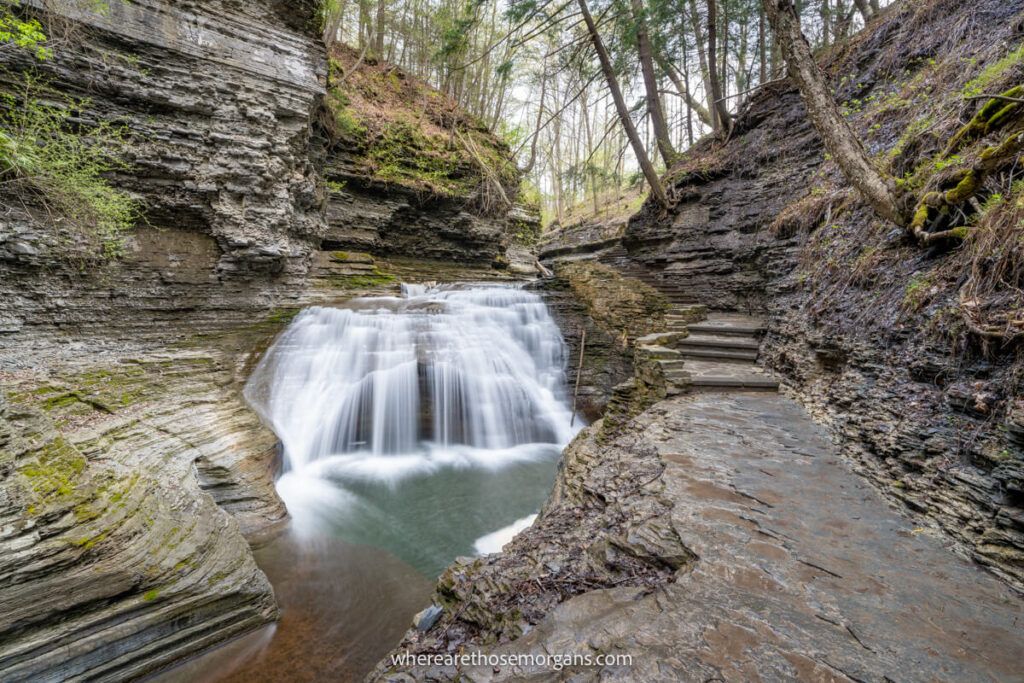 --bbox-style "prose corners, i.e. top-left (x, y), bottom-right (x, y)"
top-left (908, 86), bottom-right (1024, 247)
